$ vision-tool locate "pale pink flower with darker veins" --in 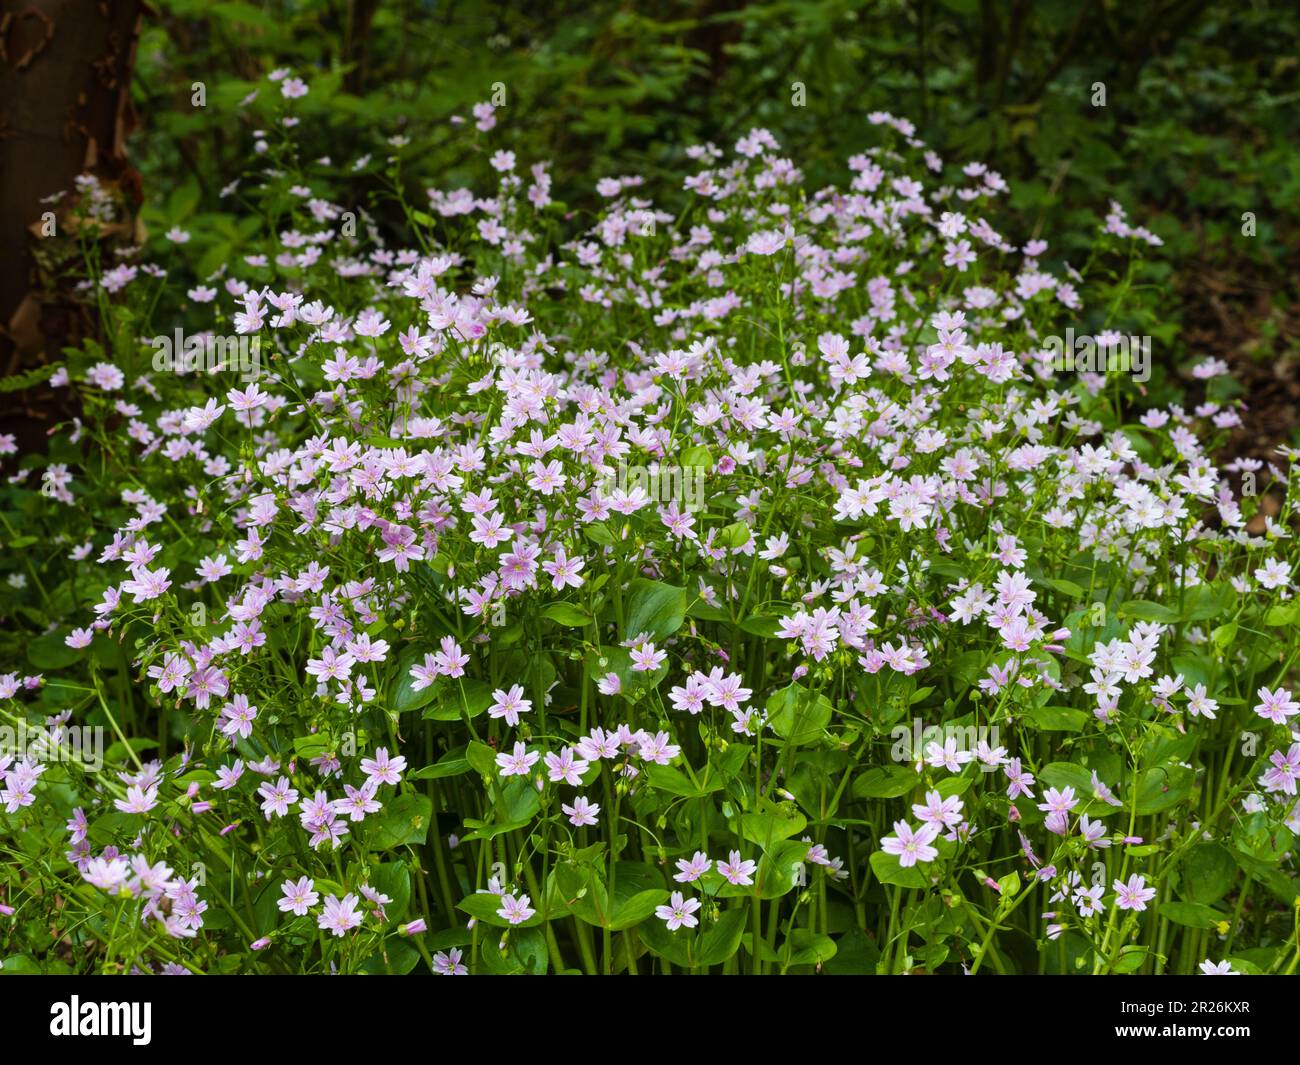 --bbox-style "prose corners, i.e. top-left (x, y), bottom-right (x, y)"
top-left (318, 893), bottom-right (362, 936)
top-left (1113, 875), bottom-right (1156, 912)
top-left (880, 820), bottom-right (940, 867)
top-left (498, 893), bottom-right (535, 925)
top-left (488, 684), bottom-right (531, 727)
top-left (1254, 687), bottom-right (1299, 725)
top-left (542, 548), bottom-right (585, 590)
top-left (674, 851), bottom-right (711, 883)
top-left (655, 891), bottom-right (701, 930)
top-left (220, 694), bottom-right (258, 739)
top-left (360, 748), bottom-right (406, 787)
top-left (716, 850), bottom-right (757, 886)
